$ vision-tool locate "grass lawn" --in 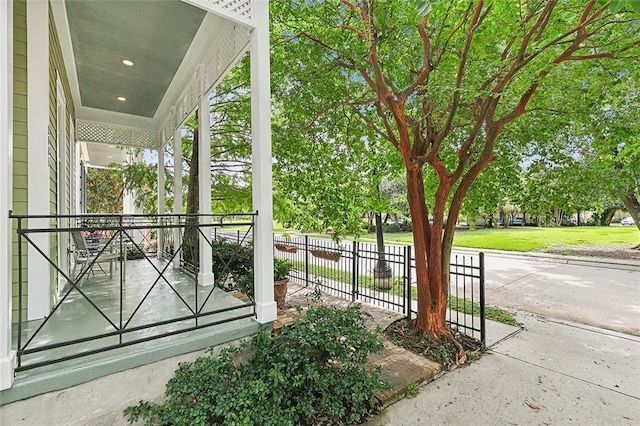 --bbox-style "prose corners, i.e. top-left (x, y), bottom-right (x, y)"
top-left (357, 226), bottom-right (639, 252)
